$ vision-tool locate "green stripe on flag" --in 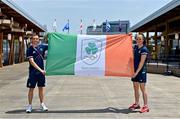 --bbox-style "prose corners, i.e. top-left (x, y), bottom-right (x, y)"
top-left (46, 32), bottom-right (77, 75)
